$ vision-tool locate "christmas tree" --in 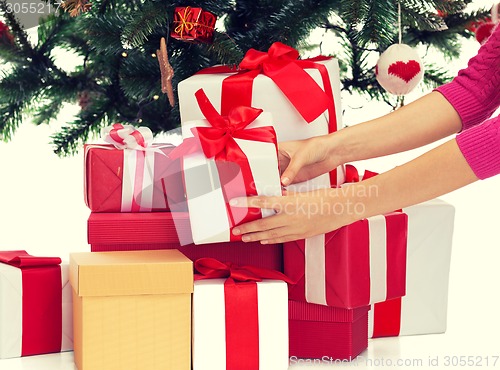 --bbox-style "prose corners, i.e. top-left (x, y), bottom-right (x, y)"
top-left (0, 0), bottom-right (491, 155)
